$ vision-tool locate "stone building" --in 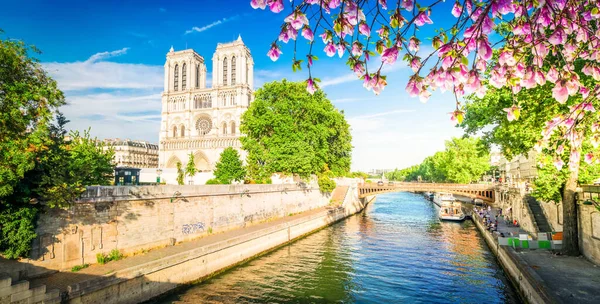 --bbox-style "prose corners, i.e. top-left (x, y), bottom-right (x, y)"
top-left (158, 36), bottom-right (254, 171)
top-left (497, 150), bottom-right (538, 183)
top-left (102, 139), bottom-right (159, 168)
